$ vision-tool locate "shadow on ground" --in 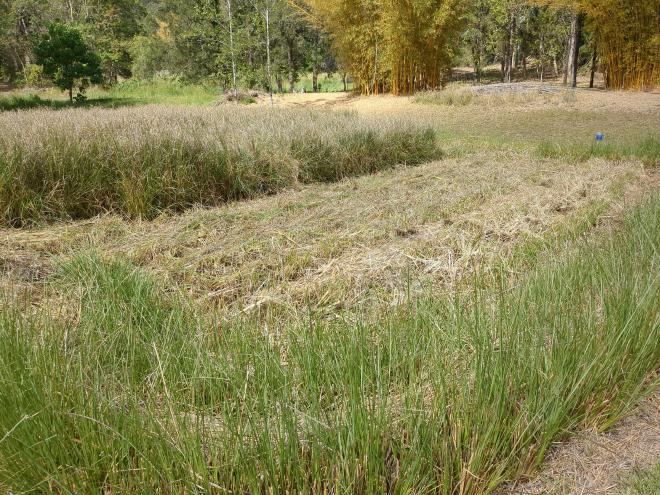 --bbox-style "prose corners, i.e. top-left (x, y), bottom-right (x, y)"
top-left (0, 94), bottom-right (139, 111)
